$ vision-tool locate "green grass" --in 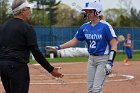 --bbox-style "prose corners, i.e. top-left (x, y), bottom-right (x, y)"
top-left (115, 52), bottom-right (140, 61)
top-left (29, 52), bottom-right (140, 64)
top-left (29, 56), bottom-right (88, 64)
